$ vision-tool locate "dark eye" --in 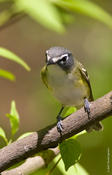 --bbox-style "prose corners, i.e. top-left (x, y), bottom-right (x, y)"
top-left (62, 56), bottom-right (67, 62)
top-left (60, 55), bottom-right (68, 64)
